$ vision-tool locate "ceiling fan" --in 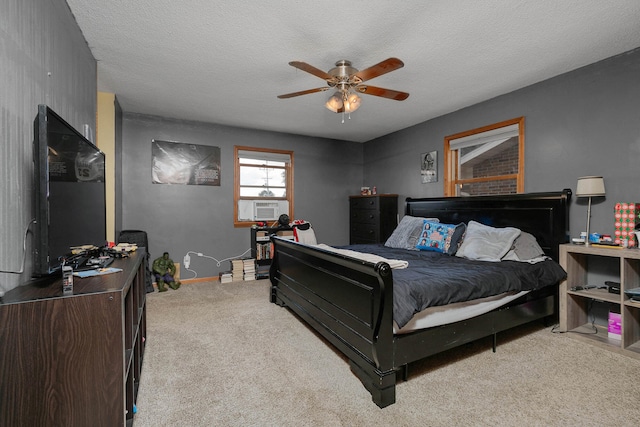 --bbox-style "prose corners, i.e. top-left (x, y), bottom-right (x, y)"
top-left (277, 57), bottom-right (409, 119)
